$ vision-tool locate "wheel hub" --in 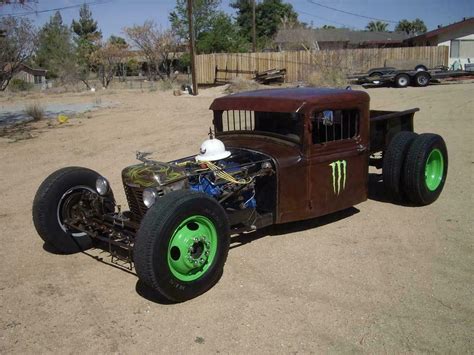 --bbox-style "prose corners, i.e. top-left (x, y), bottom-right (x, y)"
top-left (424, 148), bottom-right (444, 191)
top-left (167, 216), bottom-right (217, 282)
